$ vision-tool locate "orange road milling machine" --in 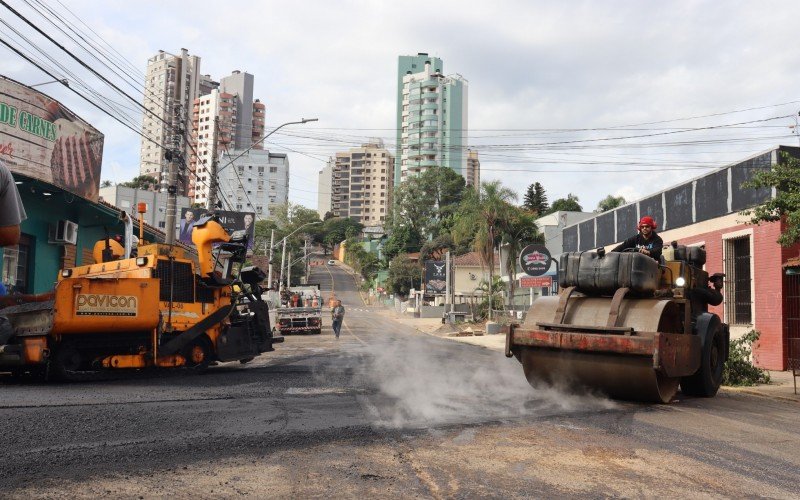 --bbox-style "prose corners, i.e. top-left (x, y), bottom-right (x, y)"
top-left (0, 206), bottom-right (281, 380)
top-left (507, 245), bottom-right (729, 403)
